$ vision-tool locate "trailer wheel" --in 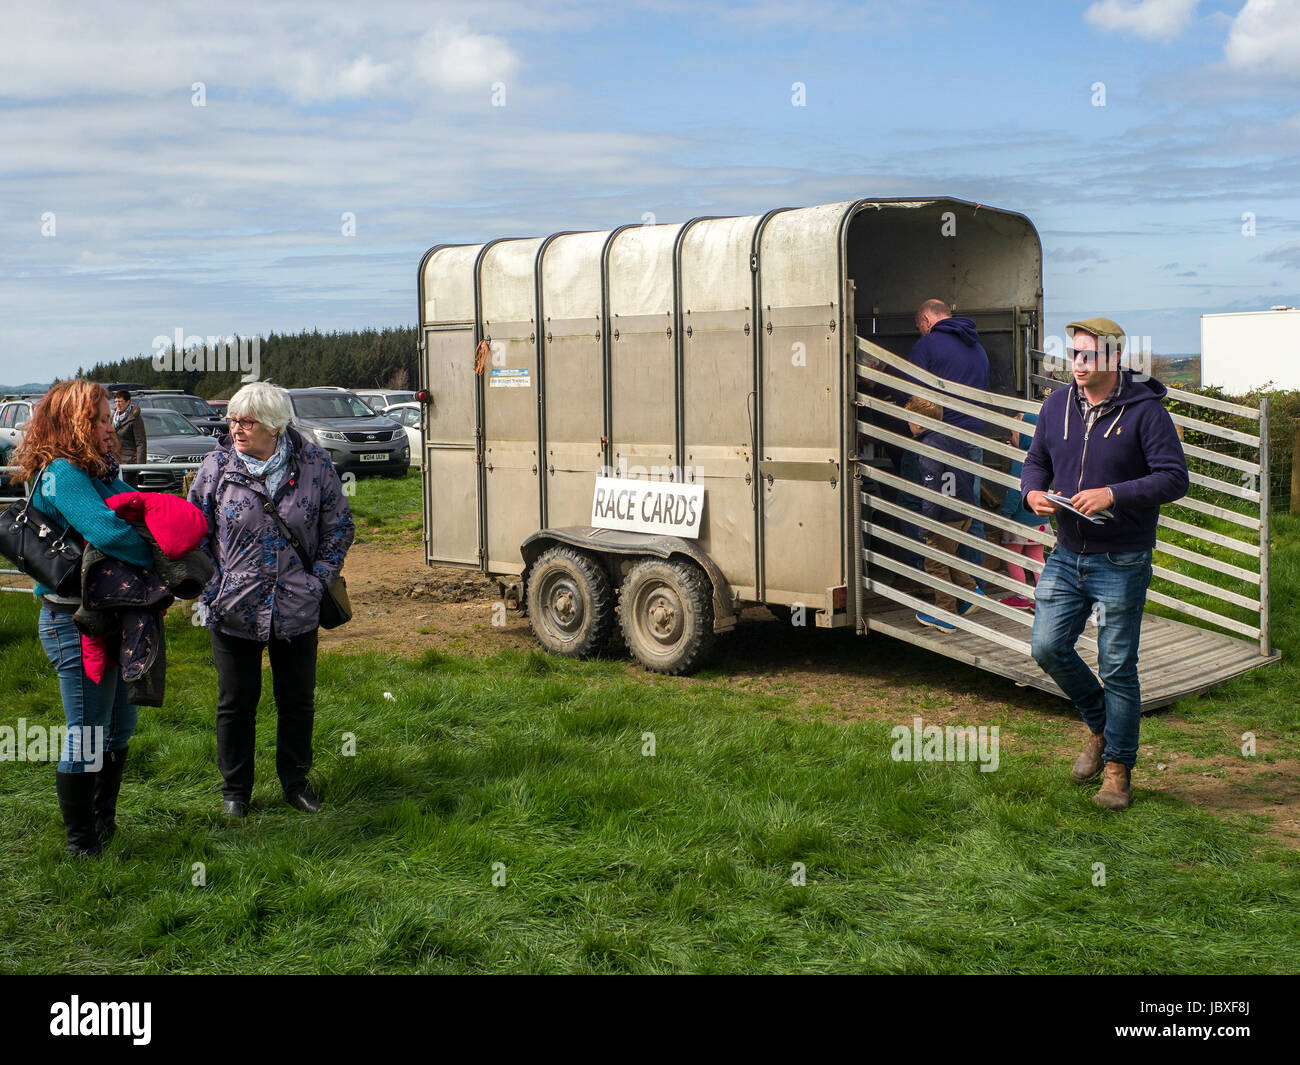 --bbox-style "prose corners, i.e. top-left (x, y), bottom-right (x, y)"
top-left (619, 557), bottom-right (714, 675)
top-left (526, 546), bottom-right (615, 659)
